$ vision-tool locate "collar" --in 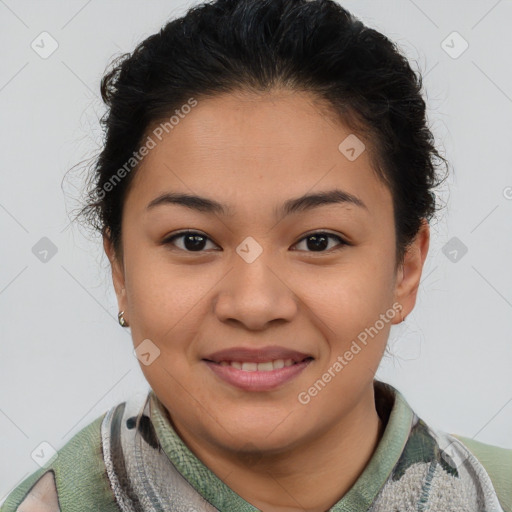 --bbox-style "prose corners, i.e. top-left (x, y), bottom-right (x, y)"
top-left (149, 380), bottom-right (414, 511)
